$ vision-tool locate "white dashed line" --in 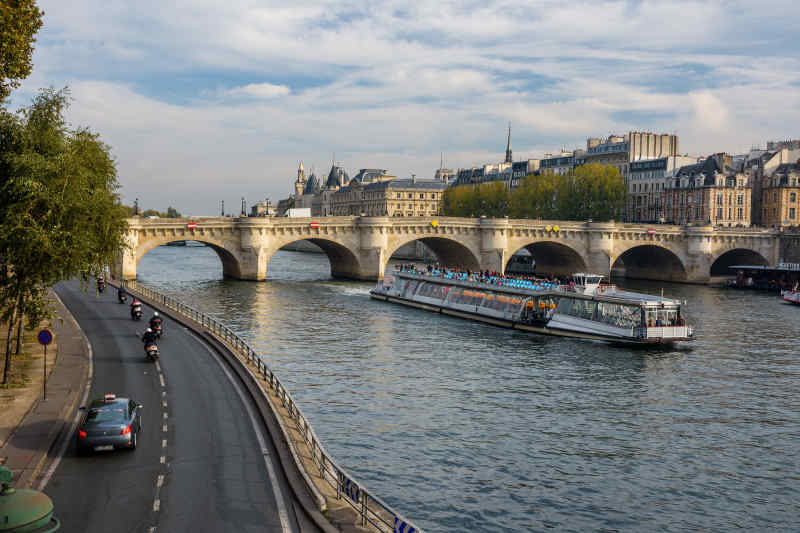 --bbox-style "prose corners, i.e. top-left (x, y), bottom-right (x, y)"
top-left (159, 373), bottom-right (165, 387)
top-left (160, 456), bottom-right (166, 464)
top-left (162, 424), bottom-right (168, 432)
top-left (153, 499), bottom-right (160, 512)
top-left (161, 391), bottom-right (166, 398)
top-left (155, 361), bottom-right (161, 373)
top-left (162, 412), bottom-right (168, 420)
top-left (157, 474), bottom-right (164, 488)
top-left (162, 400), bottom-right (168, 408)
top-left (162, 439), bottom-right (167, 448)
